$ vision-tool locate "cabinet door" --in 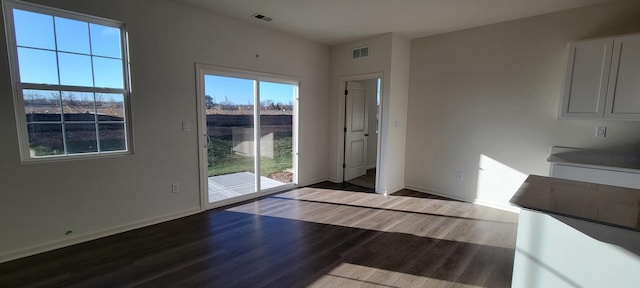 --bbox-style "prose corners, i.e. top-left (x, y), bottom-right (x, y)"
top-left (560, 38), bottom-right (614, 118)
top-left (605, 35), bottom-right (640, 120)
